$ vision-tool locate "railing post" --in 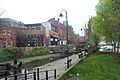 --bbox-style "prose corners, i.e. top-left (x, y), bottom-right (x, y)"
top-left (14, 74), bottom-right (17, 80)
top-left (54, 69), bottom-right (56, 79)
top-left (24, 70), bottom-right (27, 80)
top-left (14, 71), bottom-right (17, 80)
top-left (37, 68), bottom-right (40, 80)
top-left (5, 77), bottom-right (7, 80)
top-left (46, 70), bottom-right (48, 80)
top-left (14, 59), bottom-right (17, 80)
top-left (33, 72), bottom-right (36, 80)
